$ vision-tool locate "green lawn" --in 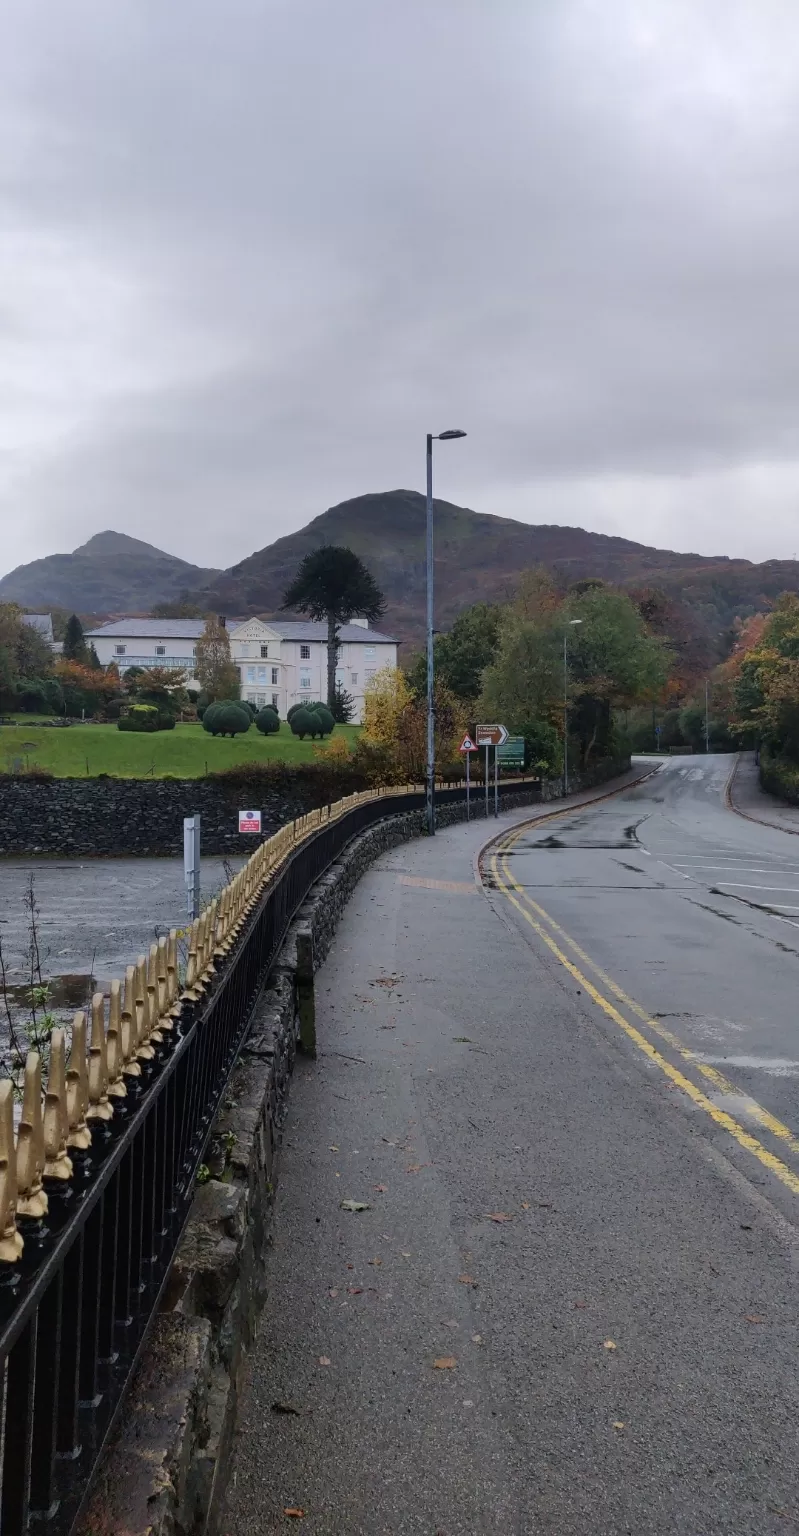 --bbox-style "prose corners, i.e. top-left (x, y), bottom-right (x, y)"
top-left (0, 721), bottom-right (361, 779)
